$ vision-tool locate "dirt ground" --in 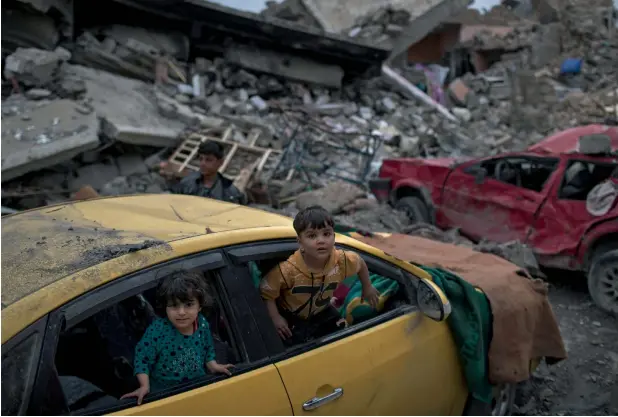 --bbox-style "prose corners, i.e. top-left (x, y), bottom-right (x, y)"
top-left (514, 270), bottom-right (618, 416)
